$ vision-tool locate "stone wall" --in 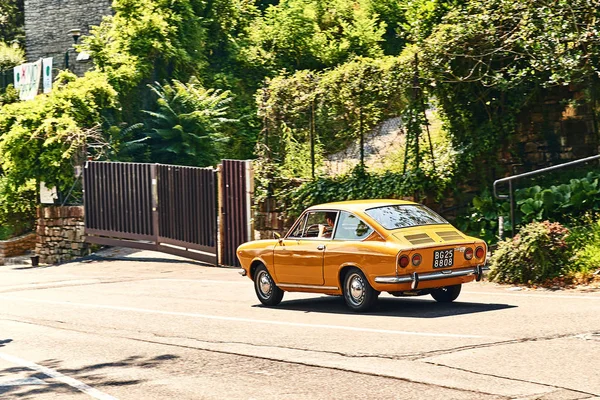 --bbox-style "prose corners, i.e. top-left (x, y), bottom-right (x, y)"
top-left (0, 233), bottom-right (37, 265)
top-left (35, 206), bottom-right (88, 264)
top-left (24, 0), bottom-right (112, 75)
top-left (508, 86), bottom-right (599, 173)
